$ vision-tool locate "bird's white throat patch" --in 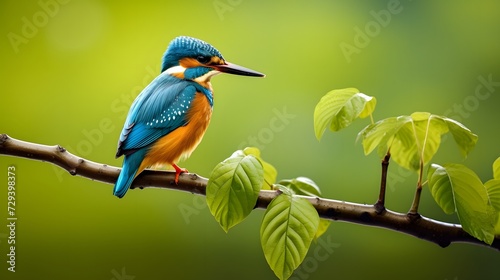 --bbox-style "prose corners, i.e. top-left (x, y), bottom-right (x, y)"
top-left (165, 65), bottom-right (186, 76)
